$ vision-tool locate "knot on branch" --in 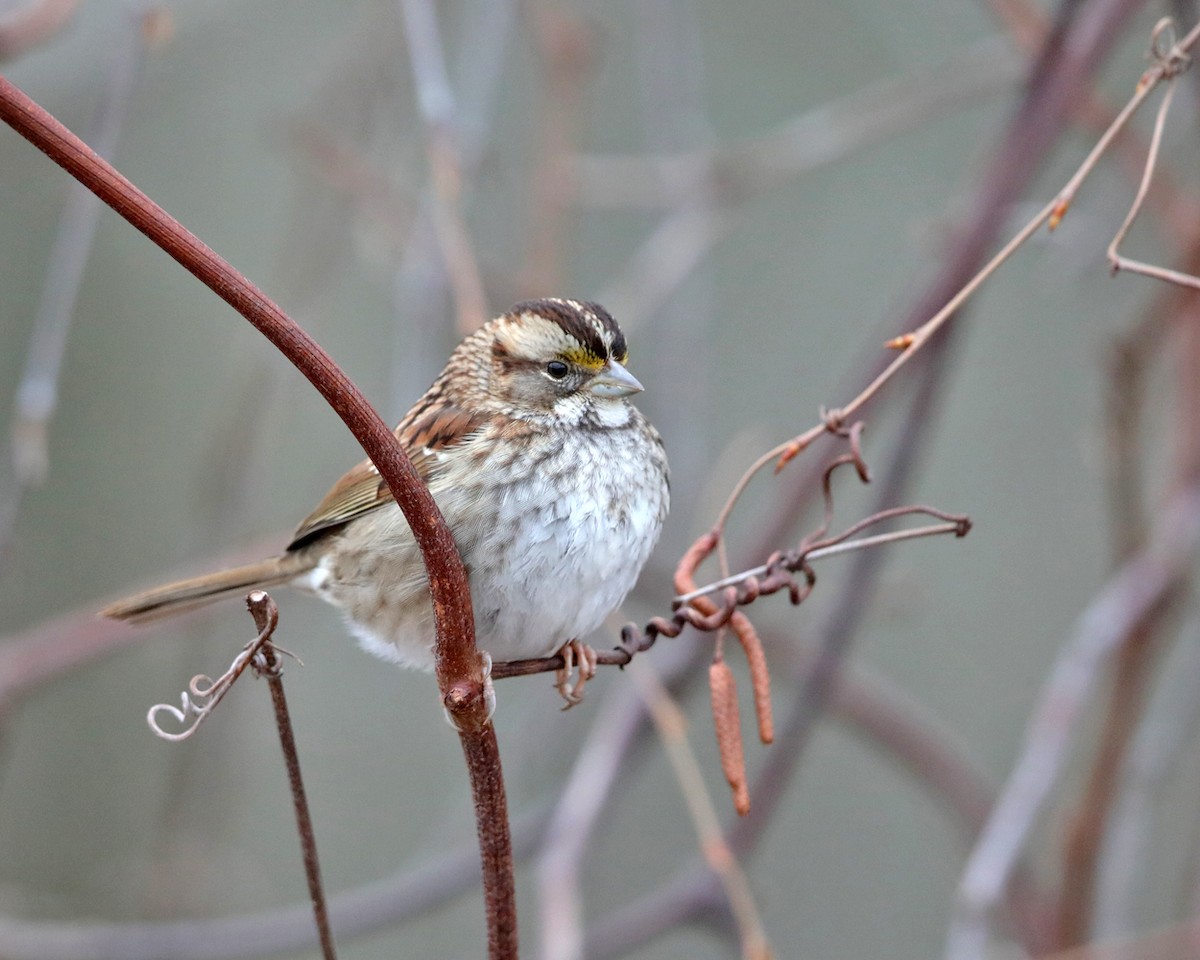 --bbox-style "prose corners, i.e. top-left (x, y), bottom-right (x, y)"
top-left (442, 653), bottom-right (497, 732)
top-left (820, 405), bottom-right (846, 436)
